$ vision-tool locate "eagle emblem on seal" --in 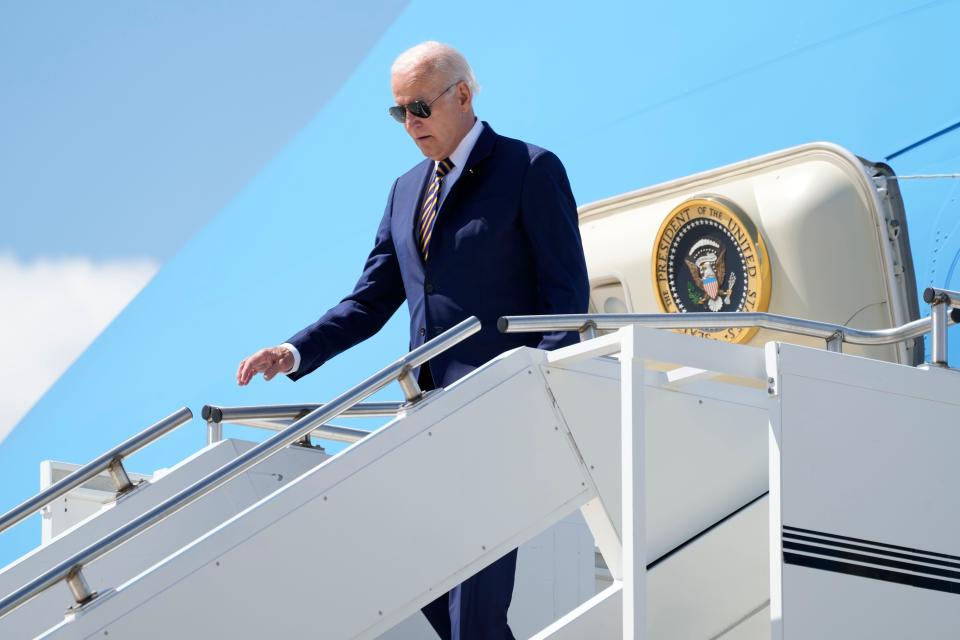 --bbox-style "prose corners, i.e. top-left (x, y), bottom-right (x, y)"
top-left (652, 197), bottom-right (772, 344)
top-left (684, 237), bottom-right (737, 312)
